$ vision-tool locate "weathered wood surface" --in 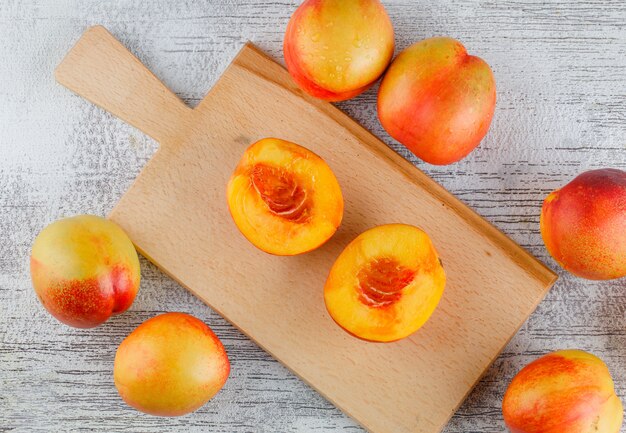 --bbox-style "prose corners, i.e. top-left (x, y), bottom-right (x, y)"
top-left (1, 1), bottom-right (625, 432)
